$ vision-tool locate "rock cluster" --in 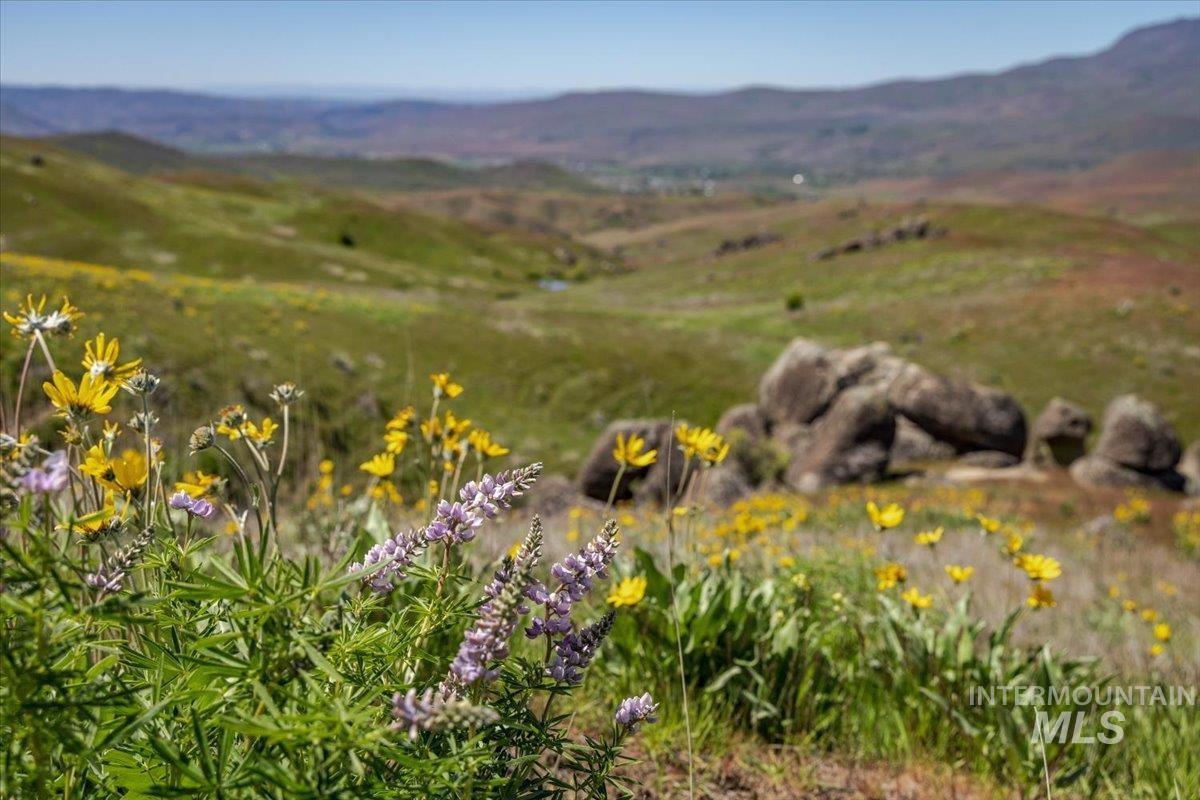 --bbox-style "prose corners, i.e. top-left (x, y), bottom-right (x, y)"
top-left (1069, 395), bottom-right (1186, 492)
top-left (574, 337), bottom-right (1195, 505)
top-left (713, 232), bottom-right (781, 257)
top-left (811, 217), bottom-right (938, 261)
